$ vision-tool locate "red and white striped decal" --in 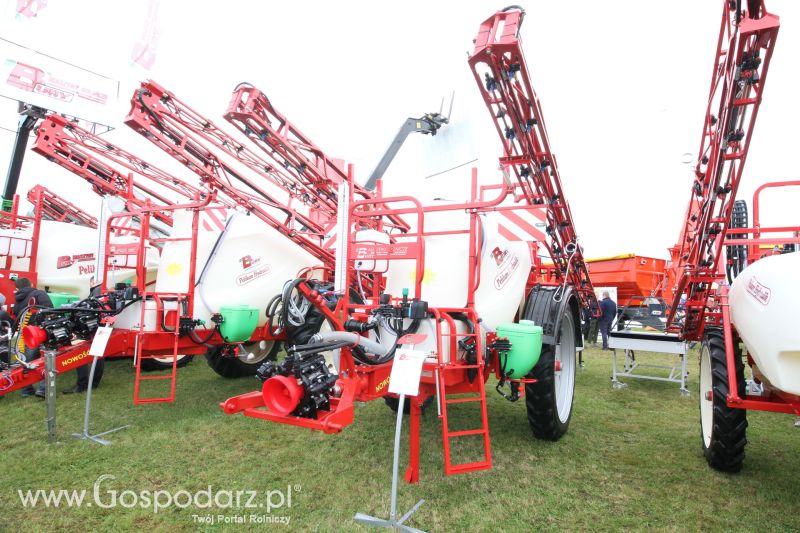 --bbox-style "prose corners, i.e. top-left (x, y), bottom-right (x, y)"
top-left (109, 207), bottom-right (228, 236)
top-left (200, 207), bottom-right (227, 232)
top-left (497, 206), bottom-right (547, 242)
top-left (111, 215), bottom-right (137, 236)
